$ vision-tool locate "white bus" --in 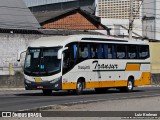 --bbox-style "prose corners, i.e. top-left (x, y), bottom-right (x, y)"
top-left (18, 35), bottom-right (150, 95)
